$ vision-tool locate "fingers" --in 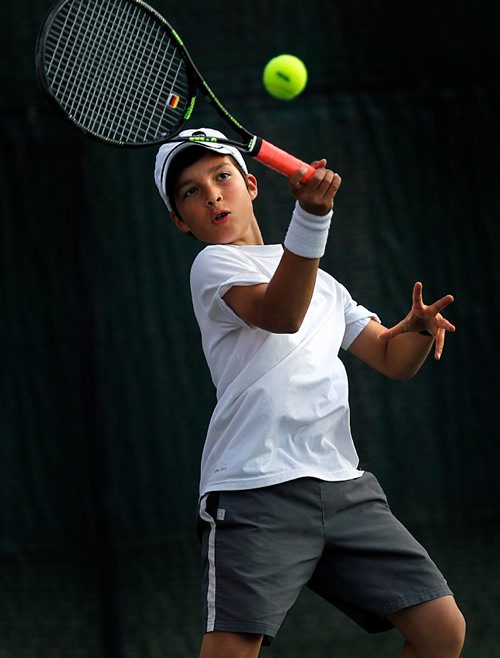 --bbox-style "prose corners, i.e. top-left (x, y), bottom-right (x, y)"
top-left (435, 327), bottom-right (446, 360)
top-left (433, 293), bottom-right (455, 315)
top-left (289, 161), bottom-right (329, 192)
top-left (289, 160), bottom-right (341, 215)
top-left (435, 312), bottom-right (456, 333)
top-left (289, 159), bottom-right (325, 188)
top-left (412, 281), bottom-right (424, 308)
top-left (413, 282), bottom-right (455, 315)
